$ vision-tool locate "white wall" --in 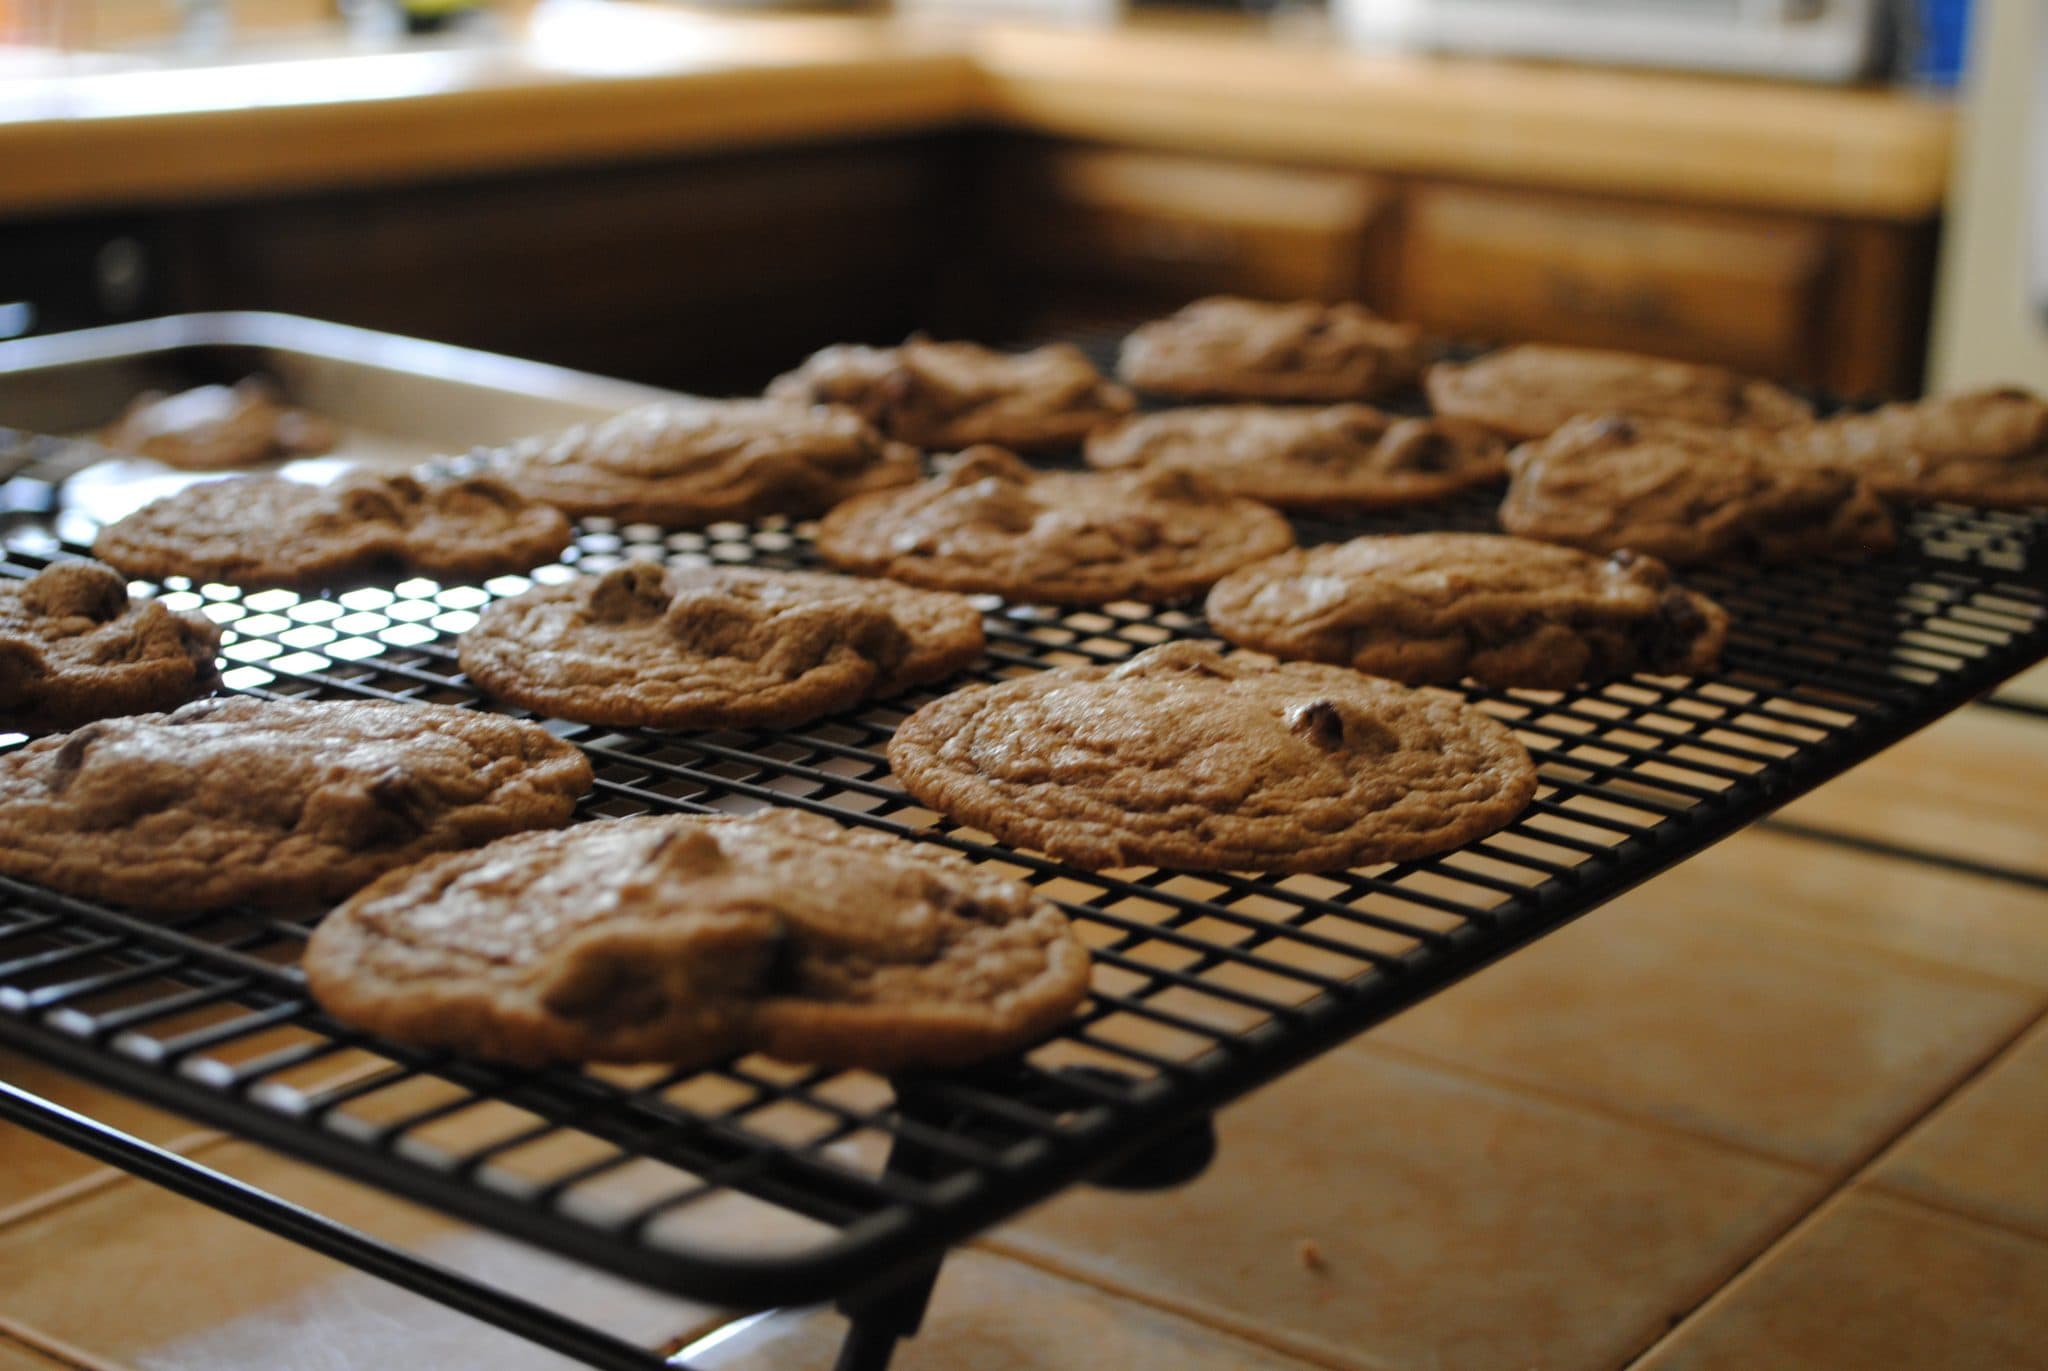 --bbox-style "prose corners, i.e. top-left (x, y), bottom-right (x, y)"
top-left (1928, 0), bottom-right (2048, 390)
